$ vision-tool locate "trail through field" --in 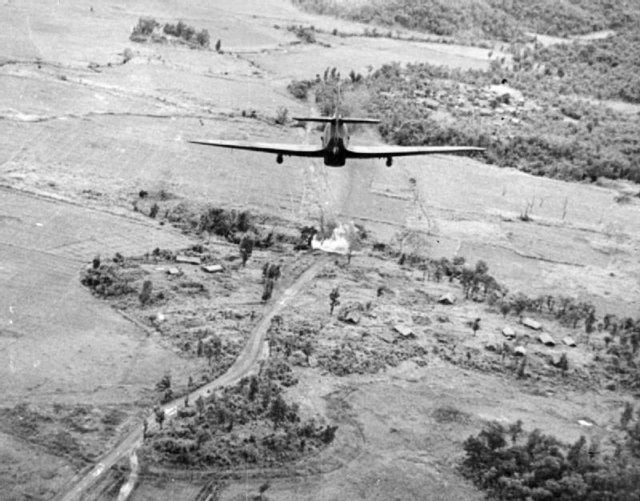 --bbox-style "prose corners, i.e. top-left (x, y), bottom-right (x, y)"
top-left (54, 253), bottom-right (330, 501)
